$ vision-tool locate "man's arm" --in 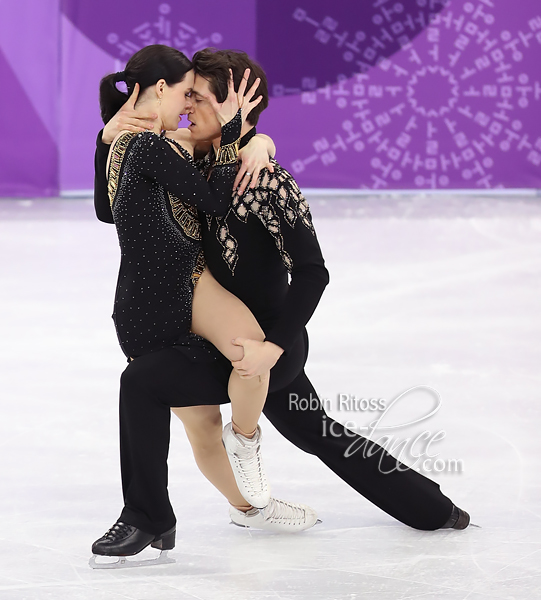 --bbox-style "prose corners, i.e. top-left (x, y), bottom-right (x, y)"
top-left (231, 168), bottom-right (329, 378)
top-left (262, 184), bottom-right (329, 354)
top-left (94, 130), bottom-right (114, 223)
top-left (168, 128), bottom-right (276, 194)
